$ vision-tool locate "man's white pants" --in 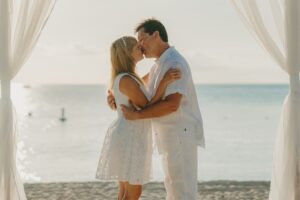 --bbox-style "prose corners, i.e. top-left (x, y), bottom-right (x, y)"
top-left (161, 138), bottom-right (198, 200)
